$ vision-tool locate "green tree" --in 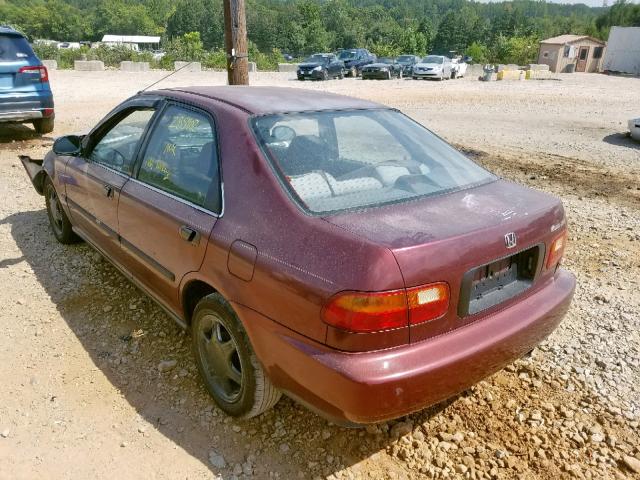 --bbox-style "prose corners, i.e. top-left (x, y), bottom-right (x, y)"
top-left (465, 41), bottom-right (489, 64)
top-left (93, 0), bottom-right (158, 38)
